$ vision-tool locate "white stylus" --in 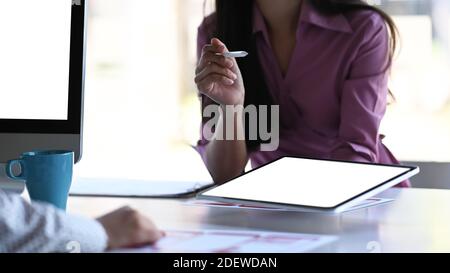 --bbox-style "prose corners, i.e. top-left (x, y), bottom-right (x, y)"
top-left (217, 51), bottom-right (249, 58)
